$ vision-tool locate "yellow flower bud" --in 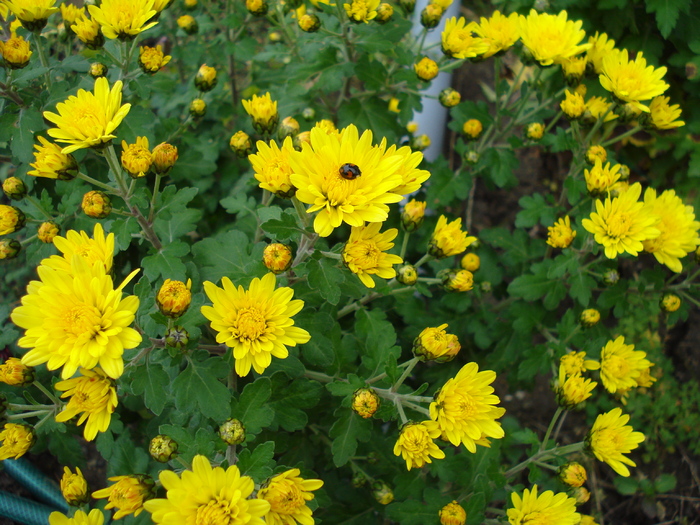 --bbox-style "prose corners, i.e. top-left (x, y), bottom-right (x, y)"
top-left (184, 0), bottom-right (198, 9)
top-left (301, 107), bottom-right (315, 121)
top-left (139, 45), bottom-right (172, 74)
top-left (298, 13), bottom-right (320, 32)
top-left (189, 98), bottom-right (207, 118)
top-left (165, 326), bottom-right (189, 349)
top-left (219, 418), bottom-right (246, 445)
top-left (439, 501), bottom-right (467, 525)
top-left (152, 143), bottom-right (179, 175)
top-left (388, 97), bottom-right (400, 113)
top-left (526, 122), bottom-right (545, 140)
top-left (0, 358), bottom-right (35, 386)
top-left (121, 136), bottom-right (152, 179)
top-left (375, 3), bottom-right (393, 23)
top-left (406, 121), bottom-right (419, 134)
top-left (660, 293), bottom-right (681, 312)
top-left (61, 467), bottom-right (89, 506)
top-left (351, 388), bottom-right (380, 418)
top-left (372, 481), bottom-right (394, 505)
top-left (399, 0), bottom-right (416, 13)
top-left (460, 253), bottom-right (480, 272)
top-left (0, 239), bottom-right (21, 260)
top-left (177, 14), bottom-right (199, 34)
top-left (194, 64), bottom-right (217, 92)
top-left (586, 145), bottom-right (607, 165)
top-left (149, 434), bottom-right (179, 462)
top-left (294, 131), bottom-right (311, 150)
top-left (1, 36), bottom-right (32, 69)
top-left (413, 324), bottom-right (461, 362)
top-left (439, 268), bottom-right (474, 292)
top-left (89, 62), bottom-right (108, 78)
top-left (263, 243), bottom-right (293, 274)
top-left (546, 216), bottom-right (576, 249)
top-left (278, 116), bottom-right (300, 140)
top-left (414, 56), bottom-right (439, 81)
top-left (0, 423), bottom-right (35, 460)
top-left (401, 199), bottom-right (426, 232)
top-left (268, 31), bottom-right (282, 42)
top-left (246, 0), bottom-right (269, 16)
top-left (242, 92), bottom-right (279, 135)
top-left (580, 308), bottom-right (600, 328)
top-left (2, 176), bottom-right (27, 201)
top-left (72, 16), bottom-right (104, 50)
top-left (562, 56), bottom-right (587, 86)
top-left (568, 486), bottom-right (591, 505)
top-left (411, 134), bottom-right (431, 151)
top-left (439, 87), bottom-right (461, 108)
top-left (0, 204), bottom-right (26, 235)
top-left (558, 462), bottom-right (587, 488)
top-left (37, 221), bottom-right (60, 244)
top-left (396, 264), bottom-right (418, 285)
top-left (156, 279), bottom-right (192, 318)
top-left (462, 119), bottom-right (483, 140)
top-left (81, 191), bottom-right (112, 219)
top-left (420, 3), bottom-right (443, 29)
top-left (230, 131), bottom-right (253, 157)
top-left (561, 89), bottom-right (586, 119)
